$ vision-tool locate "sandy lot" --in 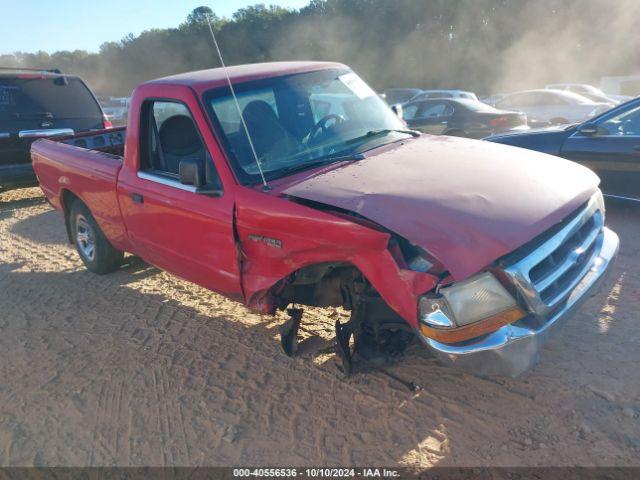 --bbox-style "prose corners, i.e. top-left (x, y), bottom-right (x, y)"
top-left (0, 187), bottom-right (638, 468)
